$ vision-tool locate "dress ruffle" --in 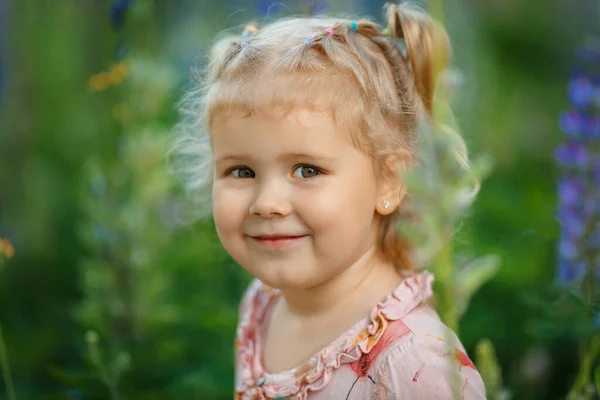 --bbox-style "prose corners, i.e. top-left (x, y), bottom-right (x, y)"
top-left (235, 271), bottom-right (434, 399)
